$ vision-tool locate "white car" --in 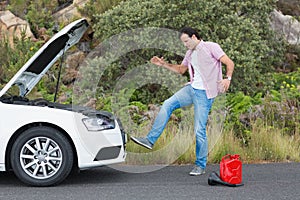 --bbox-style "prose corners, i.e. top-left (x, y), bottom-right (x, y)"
top-left (0, 19), bottom-right (127, 186)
